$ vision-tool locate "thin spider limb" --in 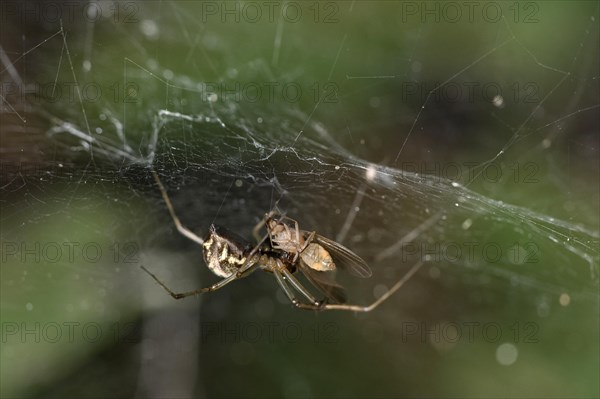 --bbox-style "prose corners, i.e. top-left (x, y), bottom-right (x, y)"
top-left (151, 168), bottom-right (204, 245)
top-left (284, 260), bottom-right (425, 312)
top-left (144, 186), bottom-right (421, 312)
top-left (141, 224), bottom-right (273, 300)
top-left (319, 260), bottom-right (424, 312)
top-left (140, 264), bottom-right (247, 299)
